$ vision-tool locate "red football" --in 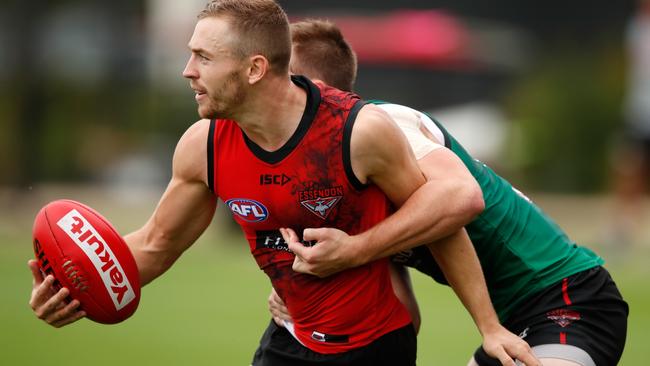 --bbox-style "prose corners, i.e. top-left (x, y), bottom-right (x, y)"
top-left (32, 199), bottom-right (141, 324)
